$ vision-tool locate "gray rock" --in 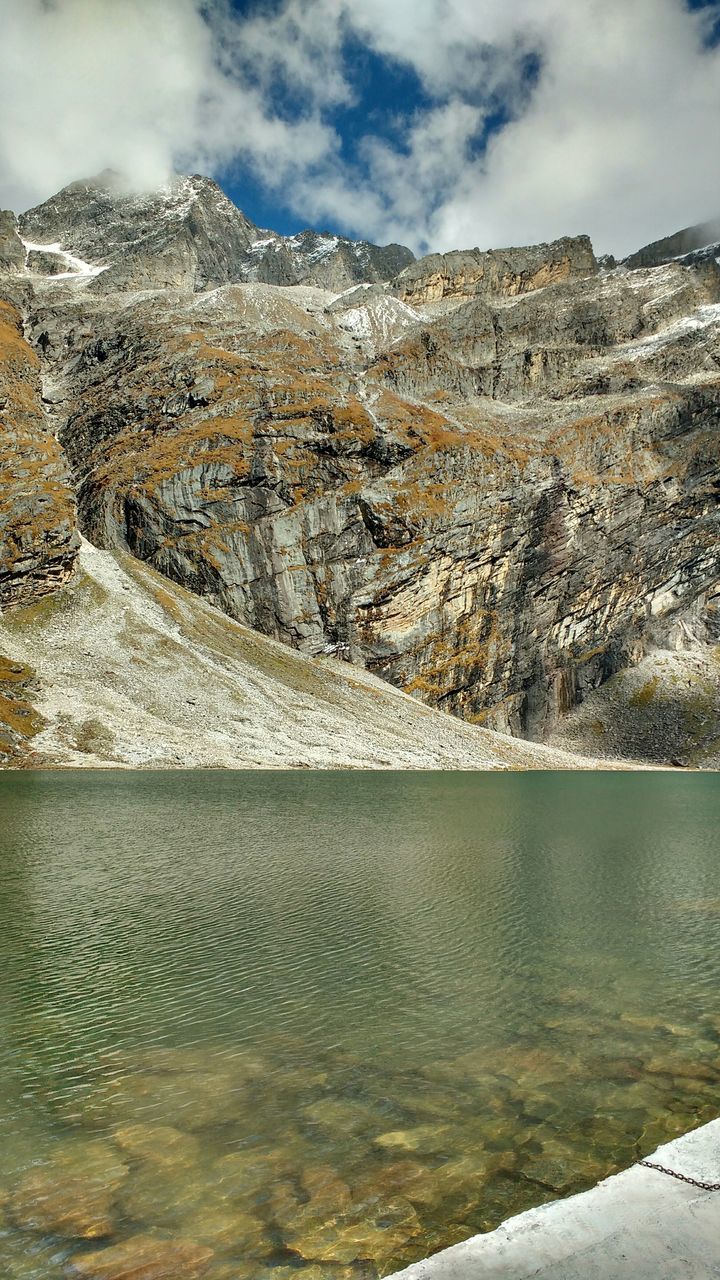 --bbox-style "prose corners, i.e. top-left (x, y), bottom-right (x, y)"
top-left (27, 247), bottom-right (718, 744)
top-left (393, 235), bottom-right (597, 306)
top-left (26, 249), bottom-right (67, 276)
top-left (18, 170), bottom-right (414, 294)
top-left (0, 297), bottom-right (78, 610)
top-left (0, 210), bottom-right (25, 271)
top-left (623, 217), bottom-right (720, 270)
